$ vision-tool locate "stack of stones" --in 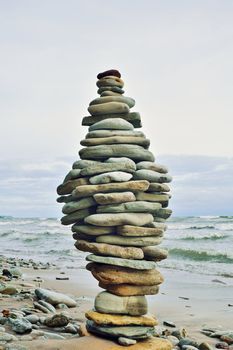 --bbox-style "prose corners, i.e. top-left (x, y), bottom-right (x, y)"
top-left (57, 69), bottom-right (172, 347)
